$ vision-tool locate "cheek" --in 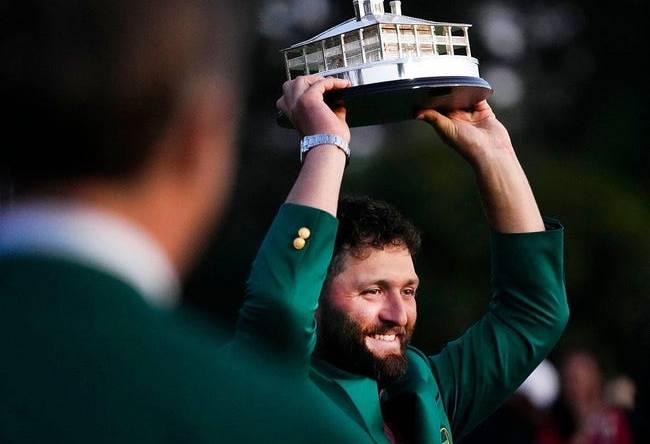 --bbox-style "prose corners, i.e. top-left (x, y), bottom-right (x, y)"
top-left (335, 301), bottom-right (381, 330)
top-left (354, 309), bottom-right (379, 330)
